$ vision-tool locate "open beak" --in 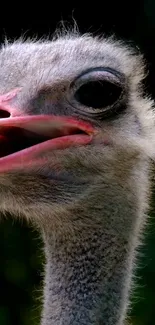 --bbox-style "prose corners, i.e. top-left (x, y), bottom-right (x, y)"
top-left (0, 115), bottom-right (95, 172)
